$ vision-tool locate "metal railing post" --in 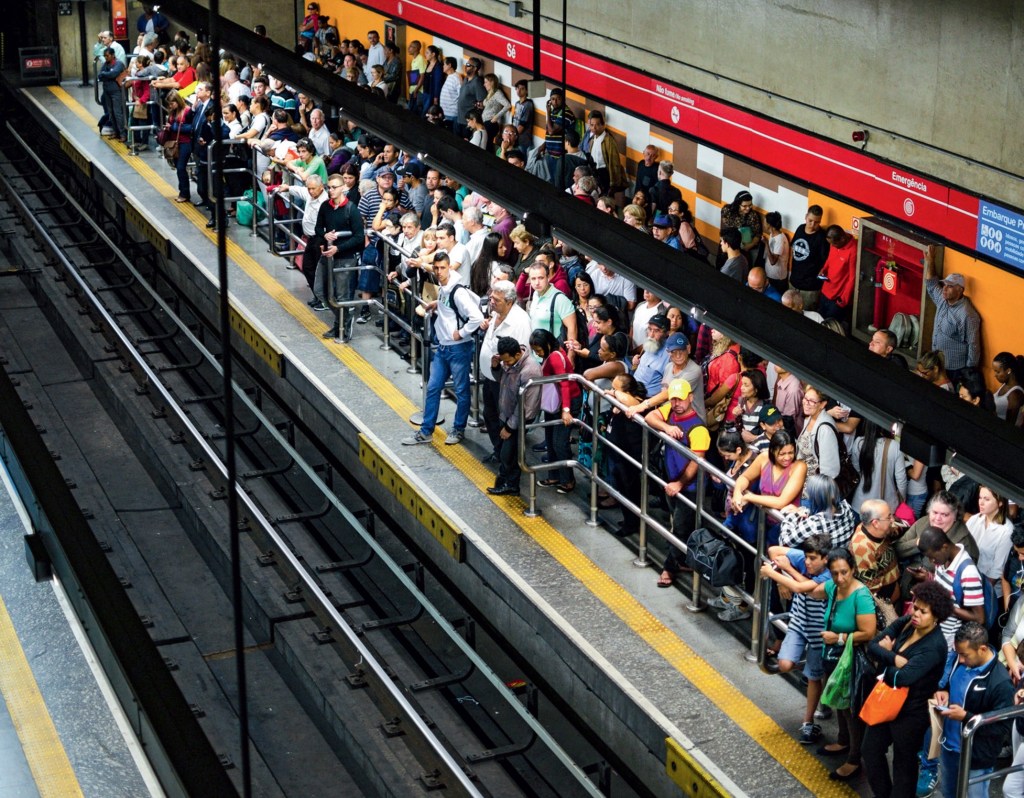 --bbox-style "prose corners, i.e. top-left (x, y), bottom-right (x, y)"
top-left (585, 387), bottom-right (600, 527)
top-left (749, 508), bottom-right (769, 664)
top-left (633, 426), bottom-right (651, 567)
top-left (520, 391), bottom-right (539, 517)
top-left (685, 470), bottom-right (707, 612)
